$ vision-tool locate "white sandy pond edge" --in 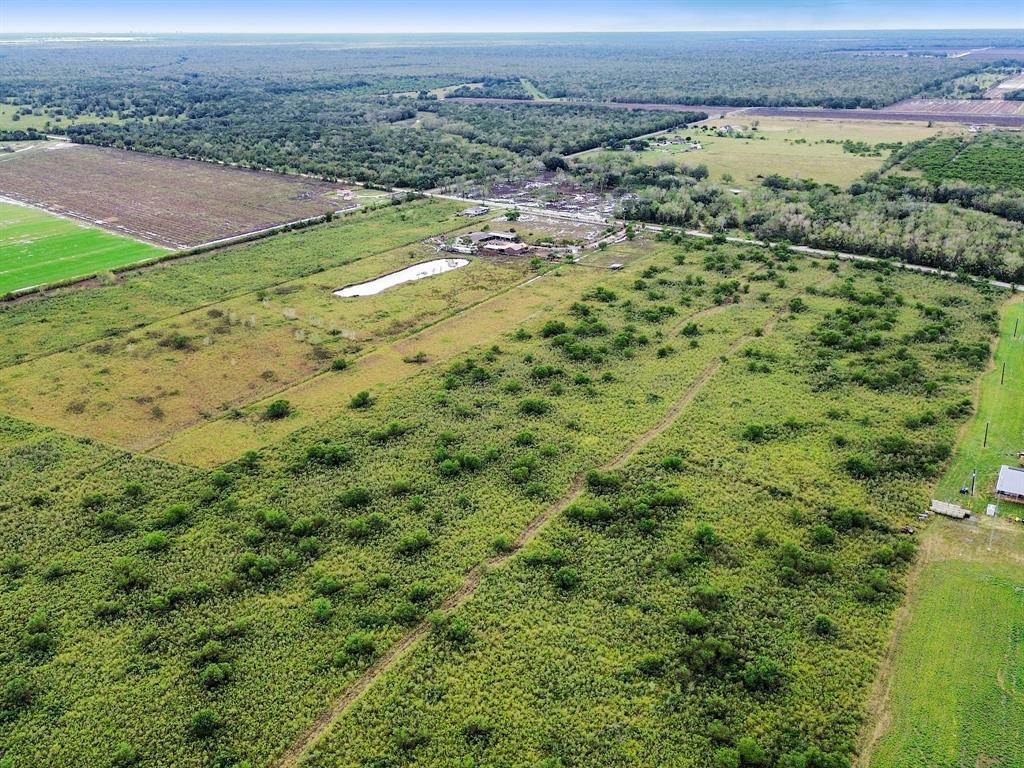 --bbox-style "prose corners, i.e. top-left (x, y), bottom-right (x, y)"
top-left (333, 257), bottom-right (470, 297)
